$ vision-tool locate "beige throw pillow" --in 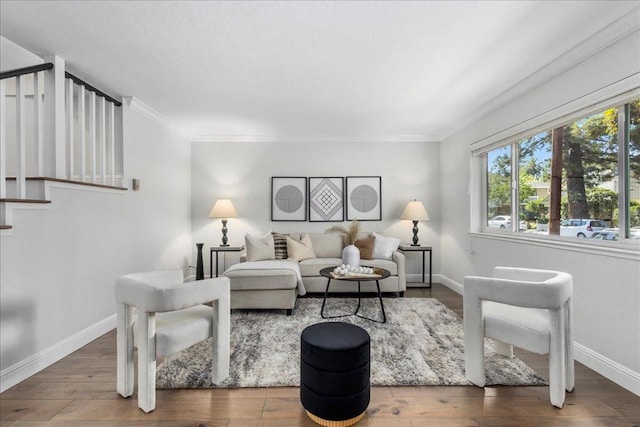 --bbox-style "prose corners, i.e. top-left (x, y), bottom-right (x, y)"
top-left (354, 235), bottom-right (375, 260)
top-left (286, 233), bottom-right (316, 261)
top-left (245, 232), bottom-right (275, 261)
